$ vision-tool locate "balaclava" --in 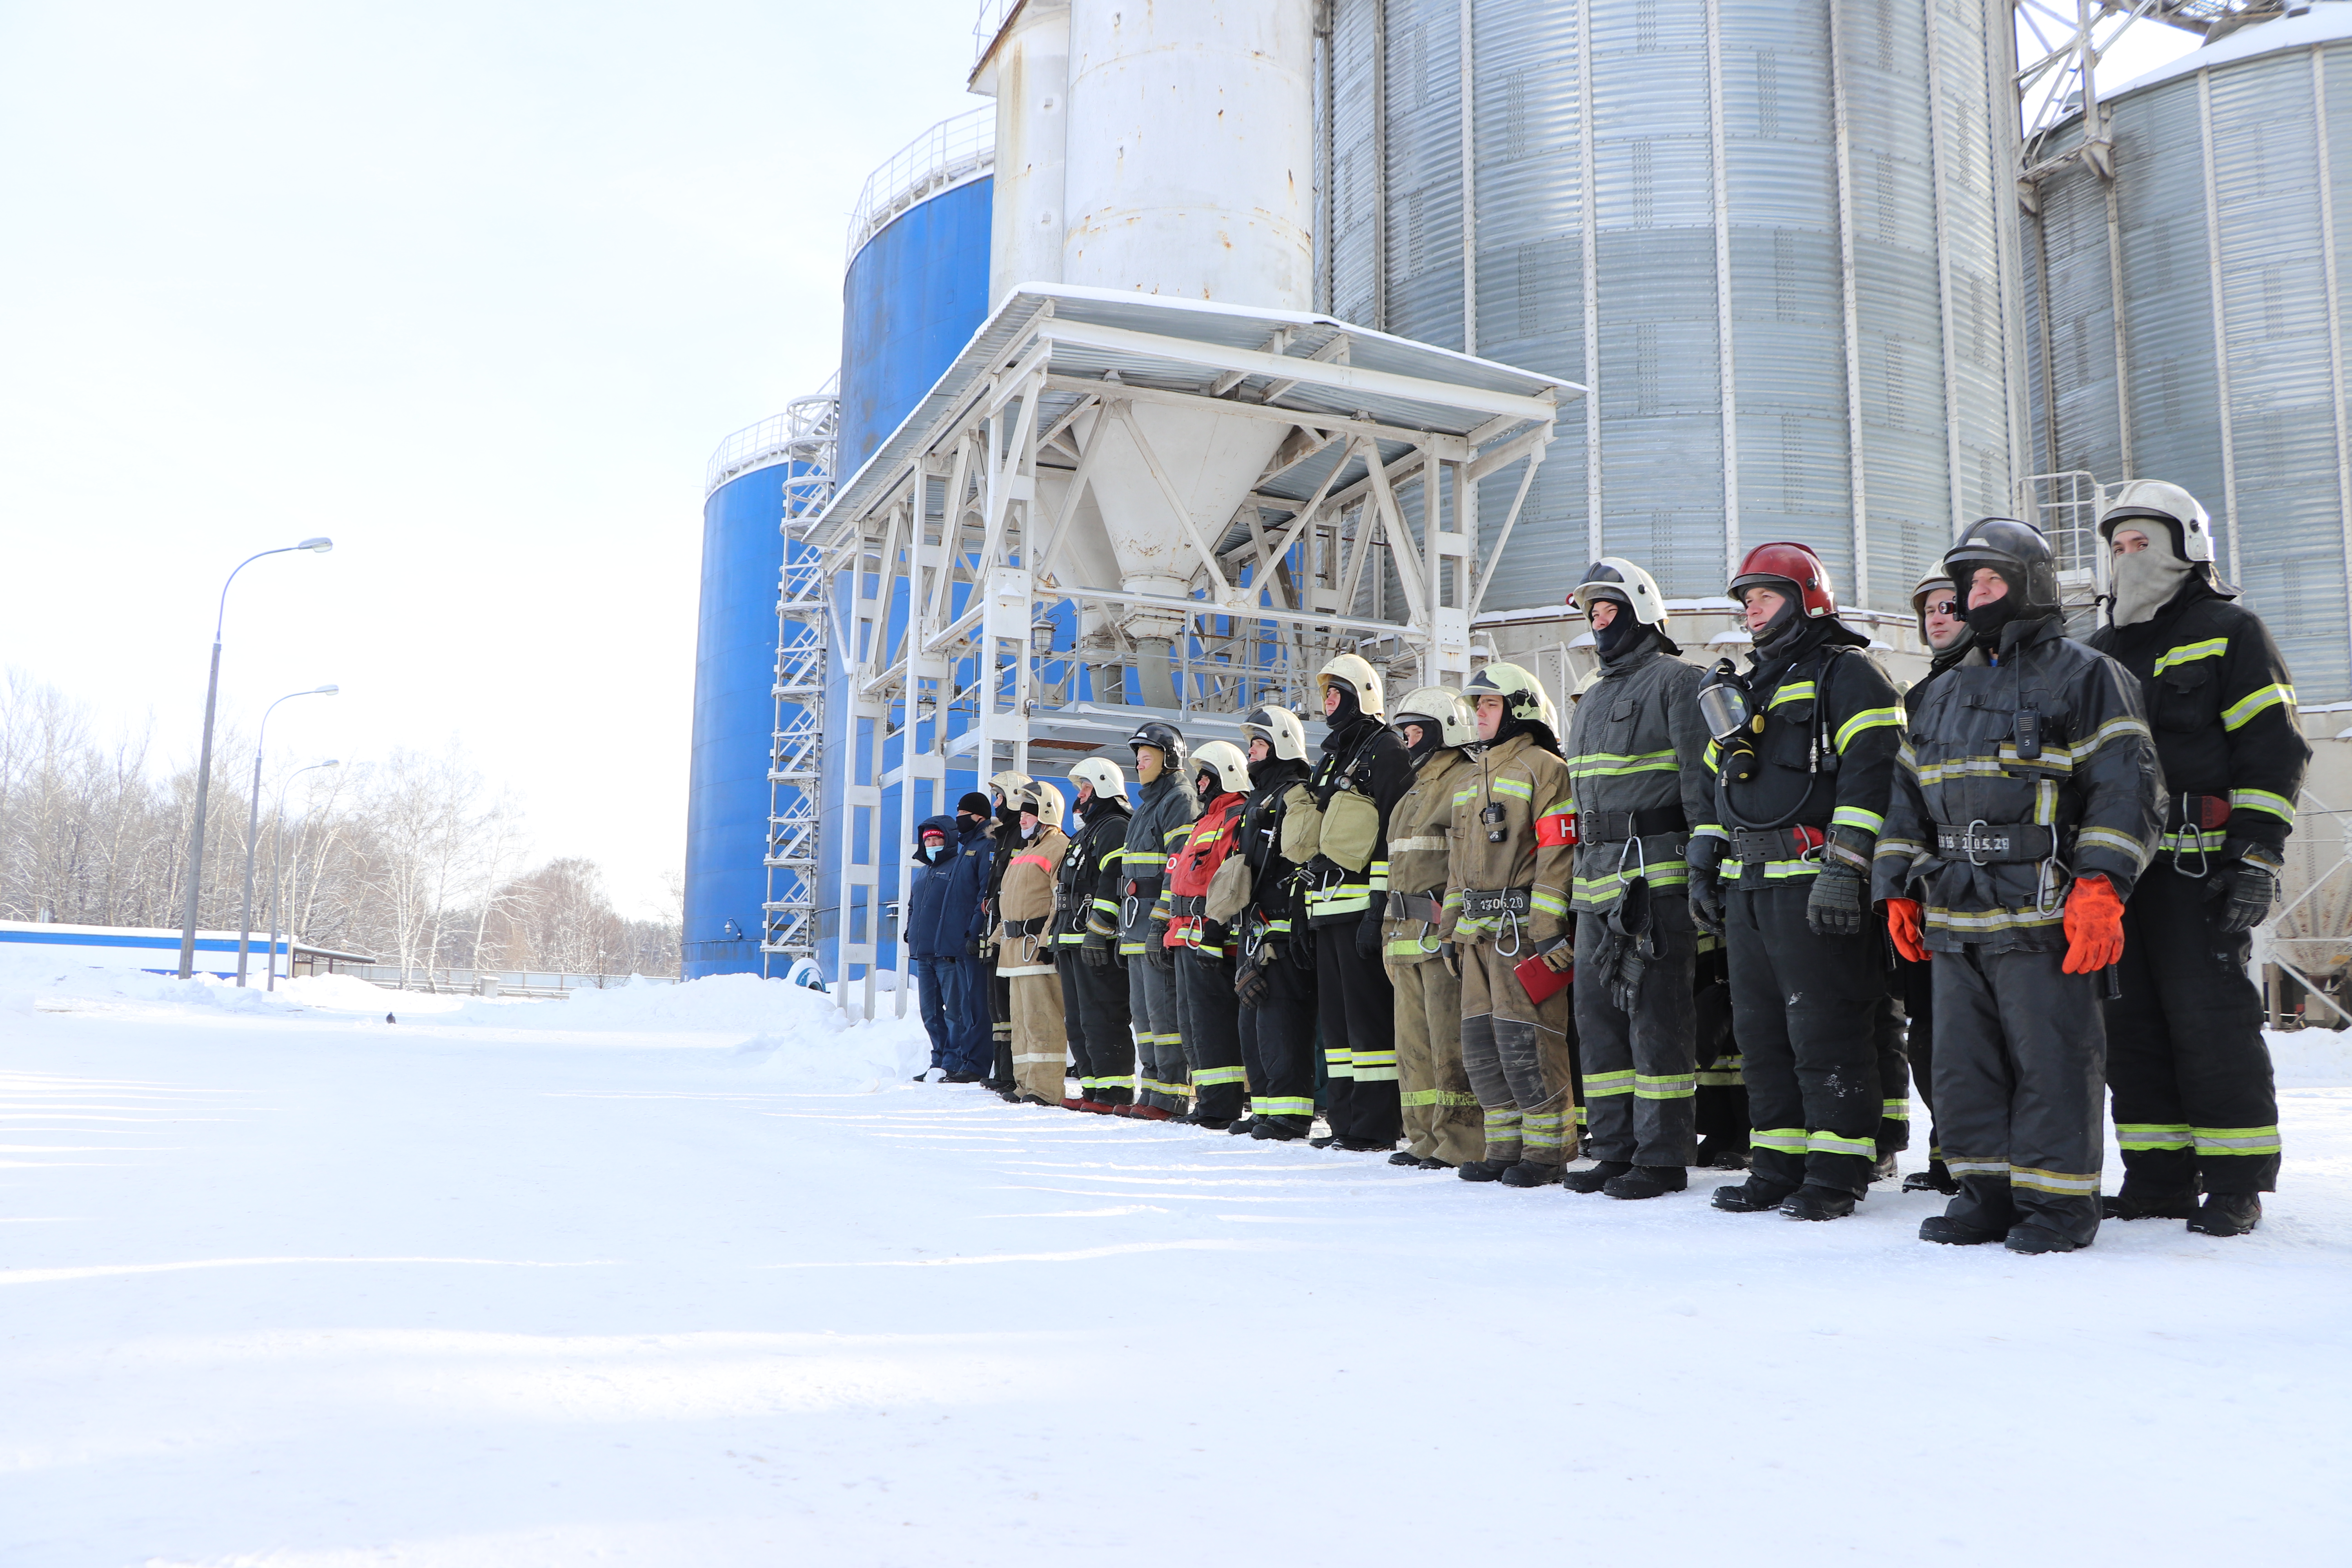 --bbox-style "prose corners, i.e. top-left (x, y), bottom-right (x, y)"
top-left (1749, 582), bottom-right (1807, 659)
top-left (2107, 522), bottom-right (2197, 628)
top-left (1591, 593), bottom-right (1644, 659)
